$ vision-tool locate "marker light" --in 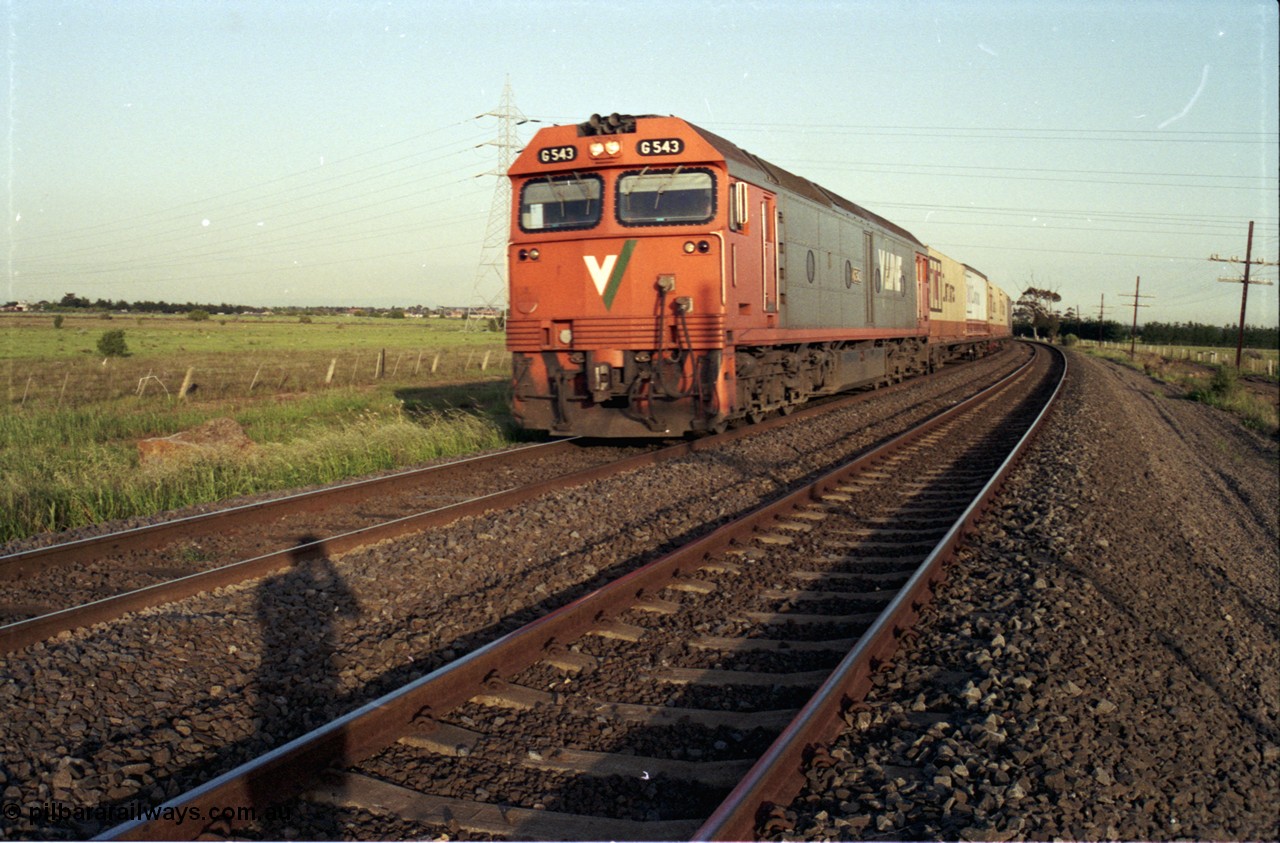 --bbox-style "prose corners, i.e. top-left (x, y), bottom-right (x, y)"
top-left (683, 241), bottom-right (697, 254)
